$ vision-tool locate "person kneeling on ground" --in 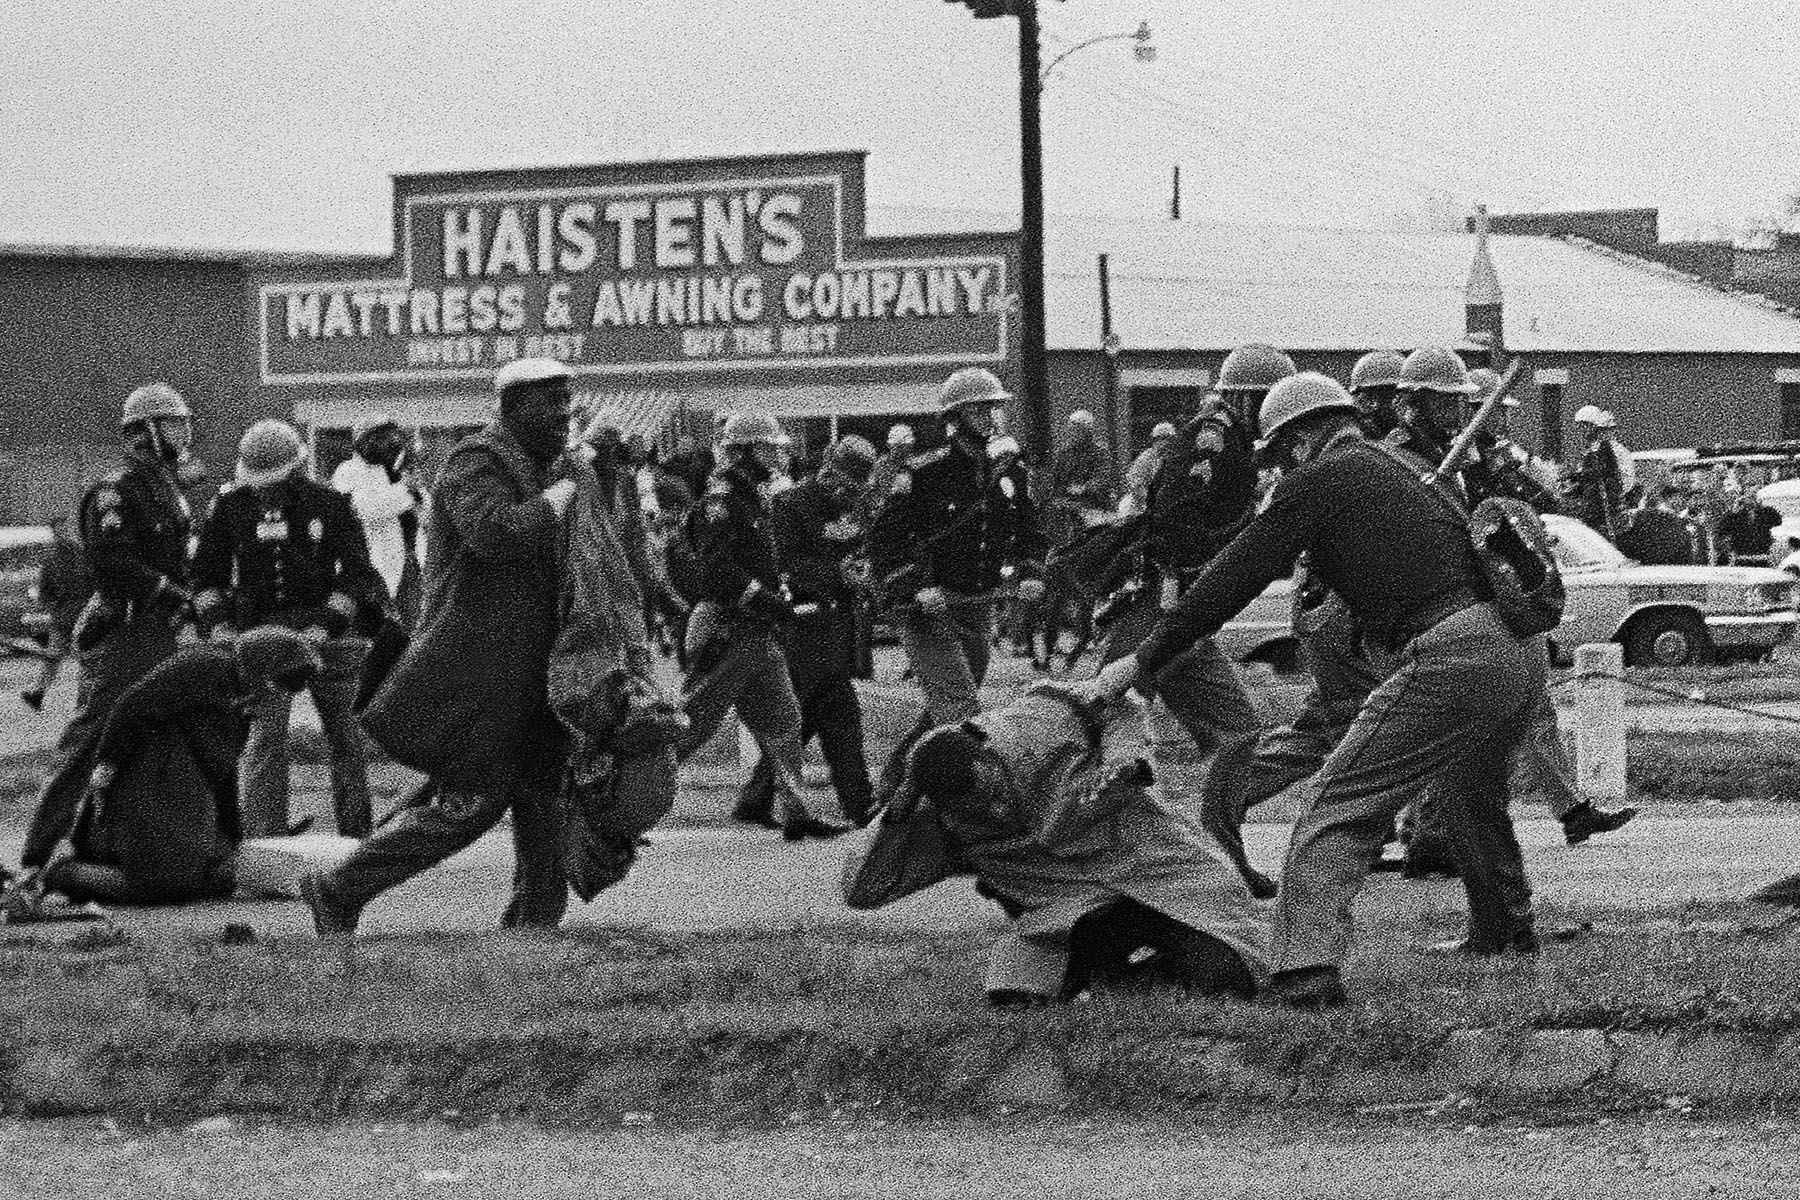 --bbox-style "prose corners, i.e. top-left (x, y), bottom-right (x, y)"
top-left (22, 627), bottom-right (321, 909)
top-left (842, 681), bottom-right (1268, 1007)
